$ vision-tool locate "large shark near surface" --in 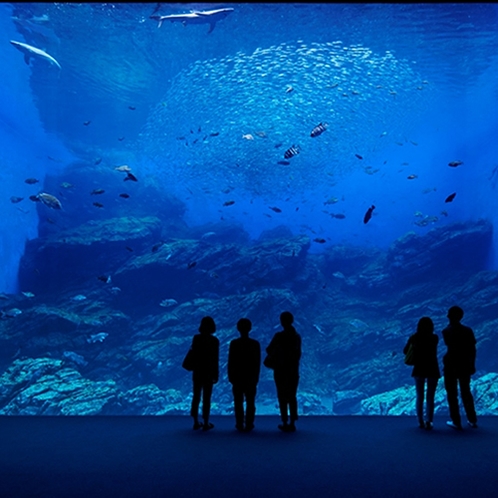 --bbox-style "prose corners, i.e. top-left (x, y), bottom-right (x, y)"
top-left (10, 40), bottom-right (61, 69)
top-left (150, 7), bottom-right (234, 33)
